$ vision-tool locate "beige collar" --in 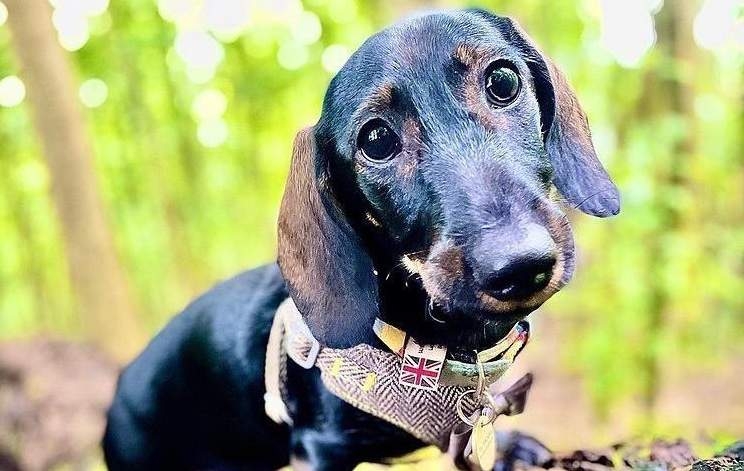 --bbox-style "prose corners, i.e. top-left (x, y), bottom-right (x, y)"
top-left (372, 317), bottom-right (529, 384)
